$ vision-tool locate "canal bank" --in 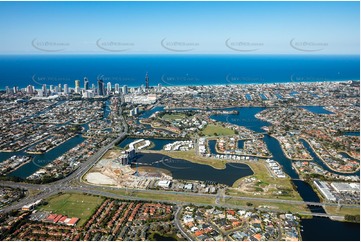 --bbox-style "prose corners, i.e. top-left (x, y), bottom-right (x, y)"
top-left (210, 106), bottom-right (360, 240)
